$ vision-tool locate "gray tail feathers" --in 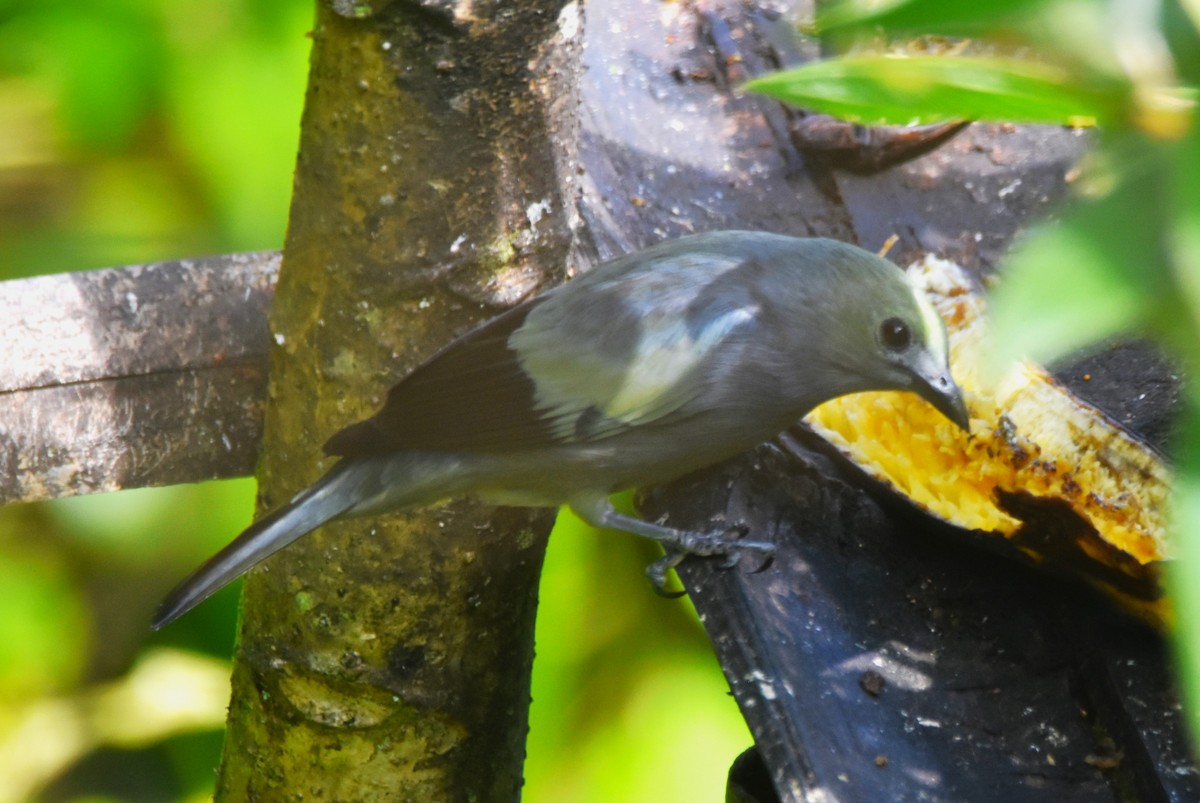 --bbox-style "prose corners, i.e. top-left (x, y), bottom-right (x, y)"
top-left (152, 460), bottom-right (370, 630)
